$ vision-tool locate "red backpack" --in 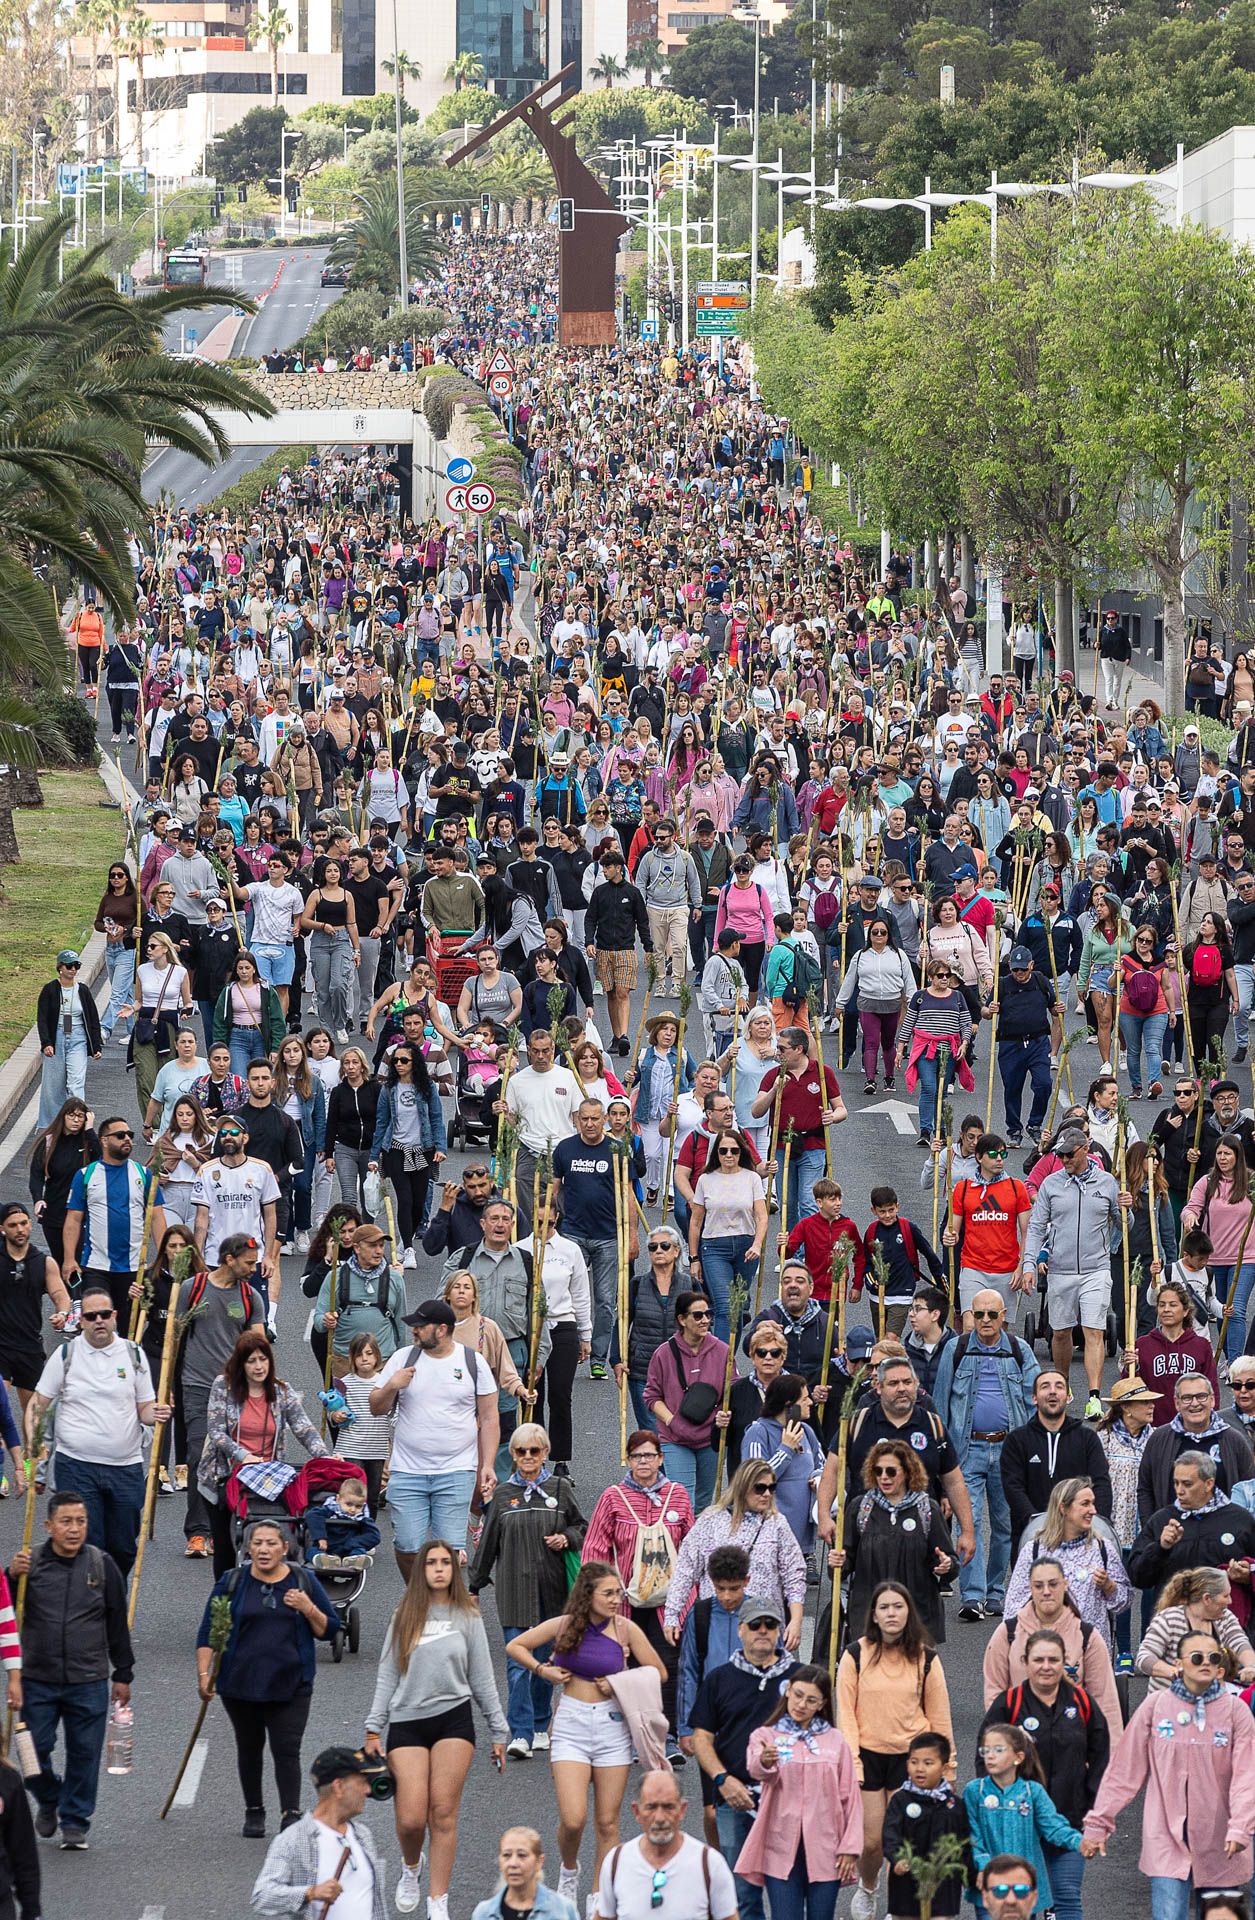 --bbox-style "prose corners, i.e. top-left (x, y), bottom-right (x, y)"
top-left (1192, 944), bottom-right (1223, 988)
